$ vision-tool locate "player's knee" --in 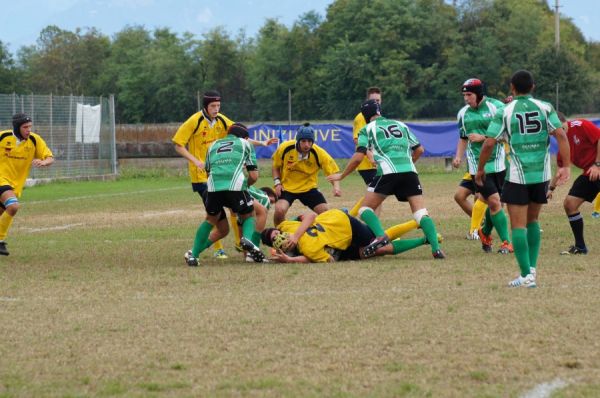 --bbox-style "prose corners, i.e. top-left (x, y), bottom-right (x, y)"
top-left (413, 208), bottom-right (429, 225)
top-left (358, 206), bottom-right (372, 217)
top-left (4, 197), bottom-right (19, 215)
